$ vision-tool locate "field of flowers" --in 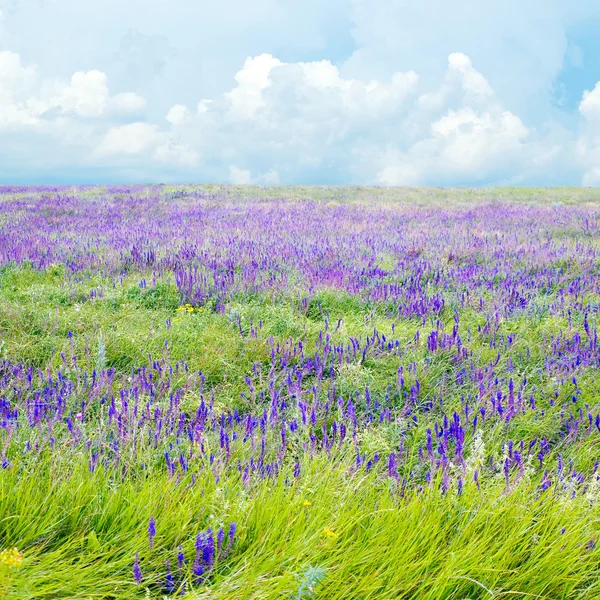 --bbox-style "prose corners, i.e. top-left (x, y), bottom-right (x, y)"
top-left (1, 185), bottom-right (600, 599)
